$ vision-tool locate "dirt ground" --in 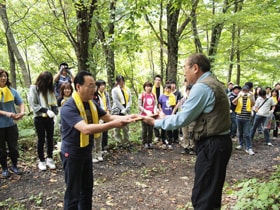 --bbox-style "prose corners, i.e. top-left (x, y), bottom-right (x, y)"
top-left (0, 134), bottom-right (279, 210)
